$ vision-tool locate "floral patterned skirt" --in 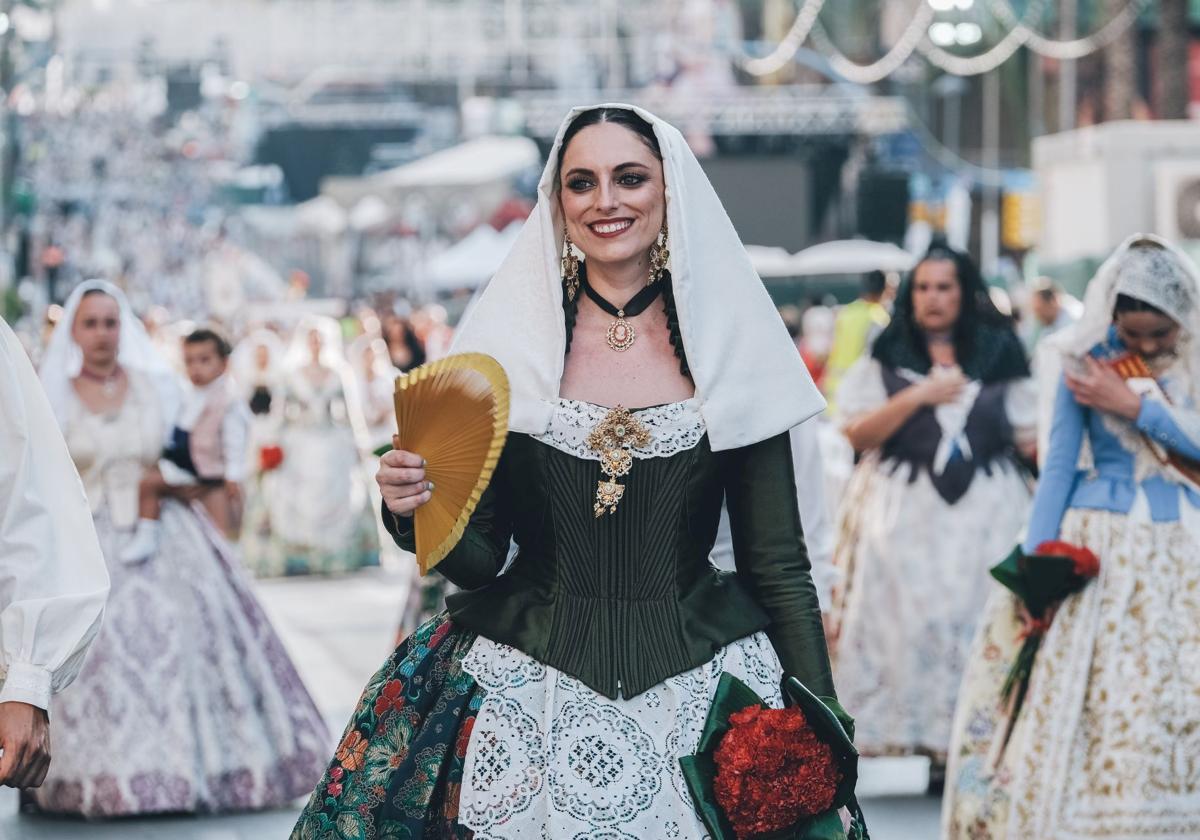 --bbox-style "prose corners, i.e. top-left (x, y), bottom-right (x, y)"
top-left (291, 613), bottom-right (481, 840)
